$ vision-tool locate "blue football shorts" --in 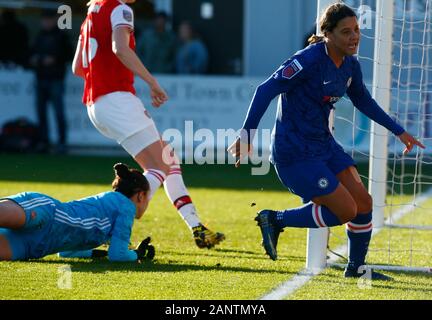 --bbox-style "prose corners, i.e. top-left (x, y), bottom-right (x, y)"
top-left (0, 192), bottom-right (56, 260)
top-left (274, 147), bottom-right (356, 204)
